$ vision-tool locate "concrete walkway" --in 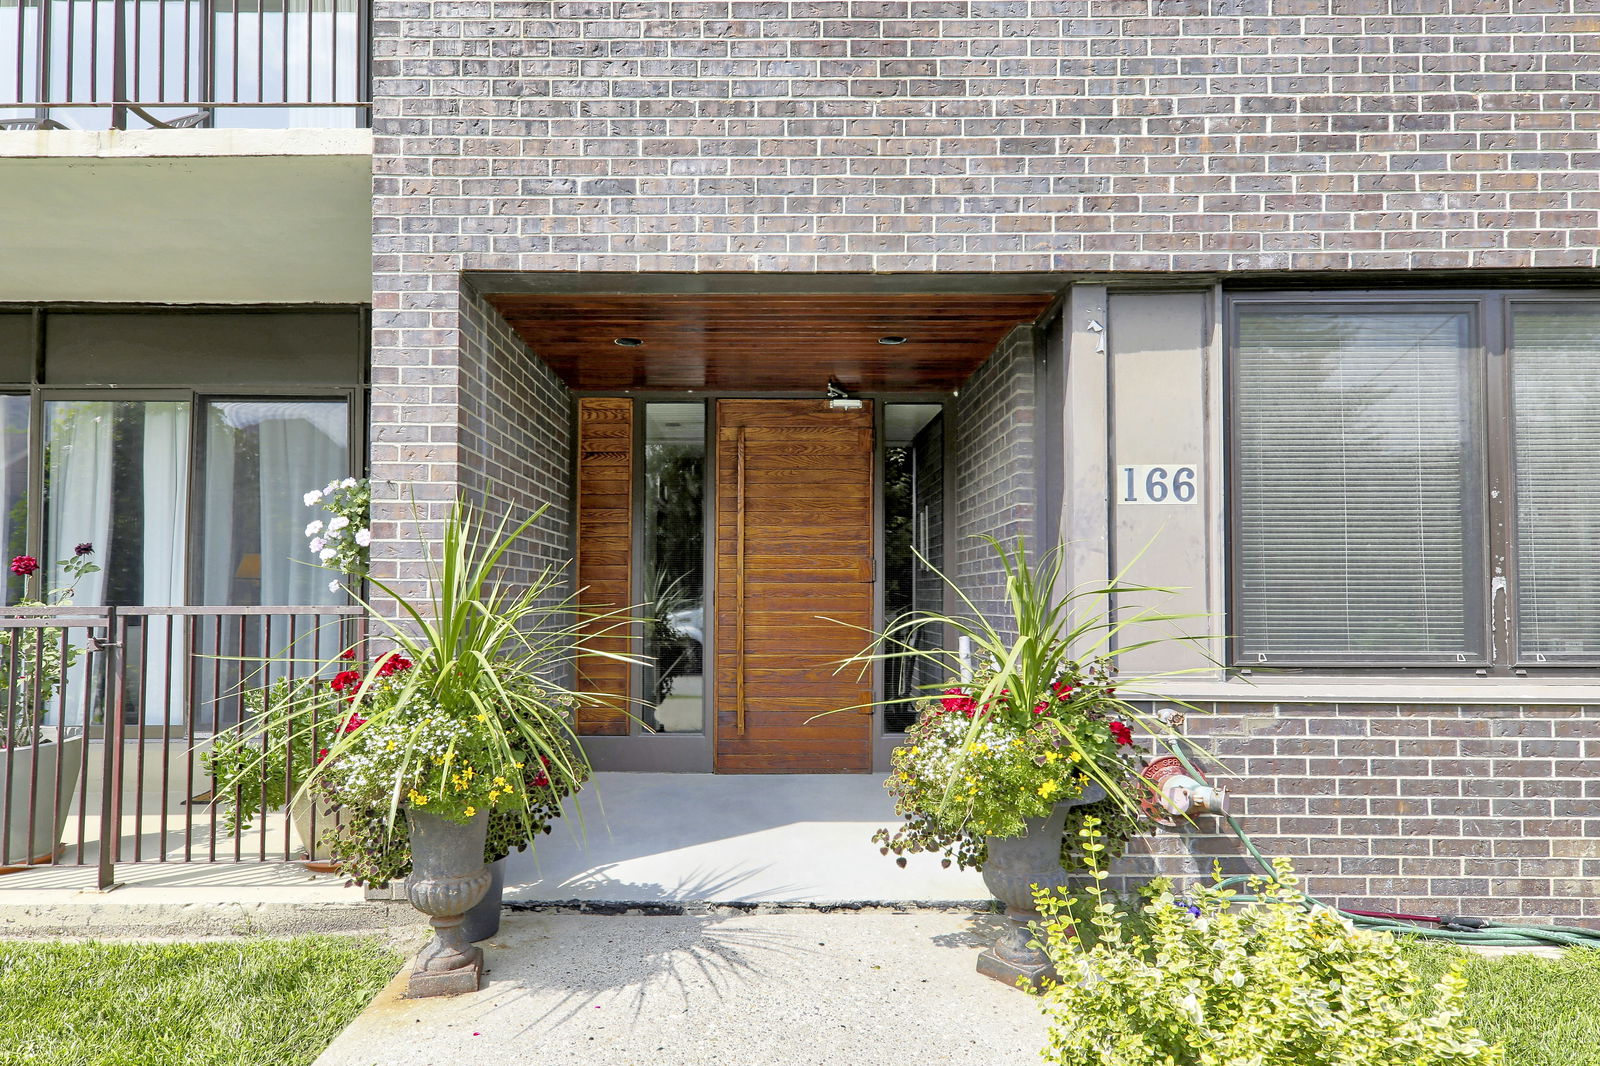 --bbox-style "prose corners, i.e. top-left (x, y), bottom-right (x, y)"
top-left (314, 910), bottom-right (1051, 1066)
top-left (2, 772), bottom-right (988, 935)
top-left (502, 773), bottom-right (989, 905)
